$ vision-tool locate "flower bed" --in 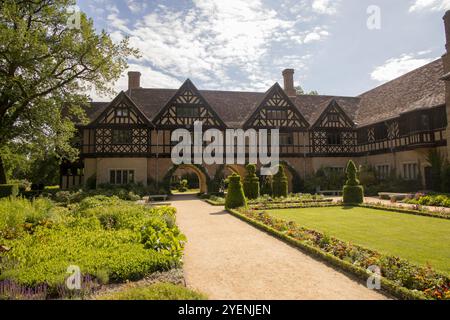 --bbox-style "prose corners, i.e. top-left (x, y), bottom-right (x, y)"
top-left (250, 202), bottom-right (338, 210)
top-left (404, 194), bottom-right (450, 209)
top-left (230, 208), bottom-right (450, 300)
